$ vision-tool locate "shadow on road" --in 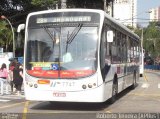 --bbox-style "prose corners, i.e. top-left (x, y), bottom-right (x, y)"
top-left (30, 85), bottom-right (137, 111)
top-left (31, 101), bottom-right (108, 111)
